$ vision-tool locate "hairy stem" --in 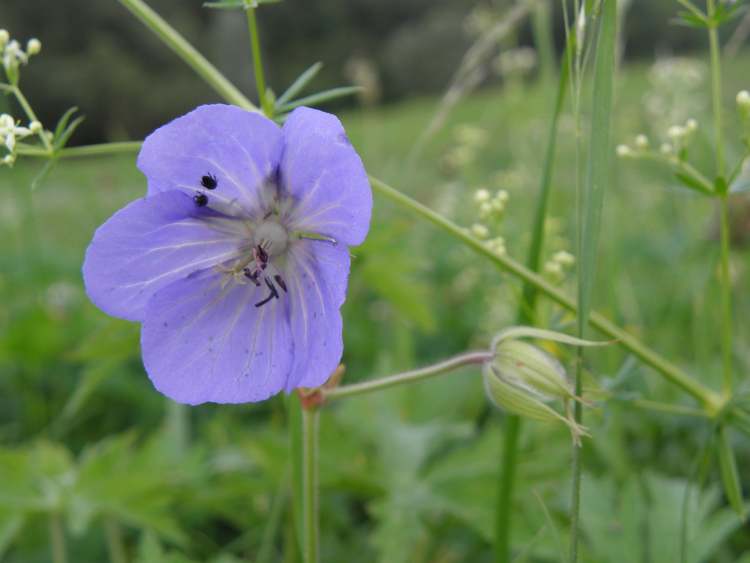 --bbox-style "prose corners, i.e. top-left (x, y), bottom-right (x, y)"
top-left (246, 7), bottom-right (272, 116)
top-left (302, 406), bottom-right (320, 563)
top-left (322, 351), bottom-right (492, 401)
top-left (104, 517), bottom-right (127, 563)
top-left (117, 0), bottom-right (258, 112)
top-left (49, 513), bottom-right (68, 563)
